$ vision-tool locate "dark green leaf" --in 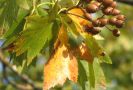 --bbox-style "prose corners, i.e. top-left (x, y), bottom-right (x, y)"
top-left (4, 9), bottom-right (28, 38)
top-left (0, 0), bottom-right (19, 28)
top-left (78, 60), bottom-right (88, 90)
top-left (68, 31), bottom-right (84, 48)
